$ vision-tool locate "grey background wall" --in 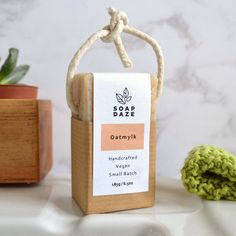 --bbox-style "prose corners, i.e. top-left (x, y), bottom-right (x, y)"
top-left (1, 0), bottom-right (236, 178)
